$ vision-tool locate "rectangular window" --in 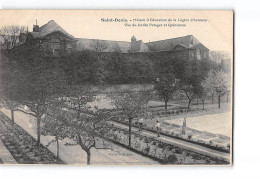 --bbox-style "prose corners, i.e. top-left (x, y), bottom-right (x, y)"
top-left (67, 44), bottom-right (72, 53)
top-left (196, 49), bottom-right (201, 60)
